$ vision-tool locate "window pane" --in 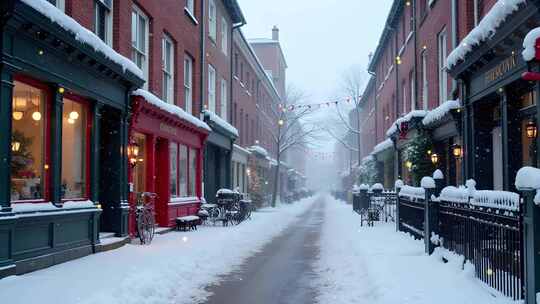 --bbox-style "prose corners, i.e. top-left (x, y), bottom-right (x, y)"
top-left (11, 81), bottom-right (46, 201)
top-left (133, 133), bottom-right (146, 193)
top-left (131, 11), bottom-right (137, 47)
top-left (62, 98), bottom-right (88, 199)
top-left (179, 145), bottom-right (188, 196)
top-left (189, 148), bottom-right (197, 196)
top-left (138, 15), bottom-right (146, 51)
top-left (170, 143), bottom-right (178, 197)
